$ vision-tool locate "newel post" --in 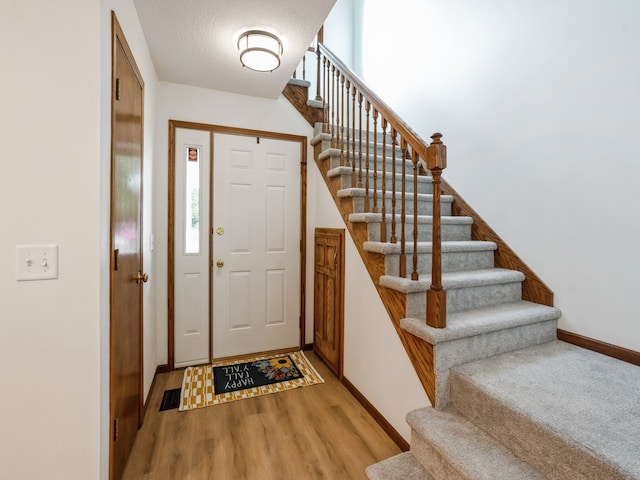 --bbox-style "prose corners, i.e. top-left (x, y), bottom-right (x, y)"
top-left (426, 133), bottom-right (447, 328)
